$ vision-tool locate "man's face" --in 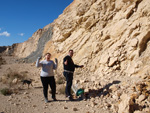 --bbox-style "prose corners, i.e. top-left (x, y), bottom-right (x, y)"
top-left (69, 50), bottom-right (73, 57)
